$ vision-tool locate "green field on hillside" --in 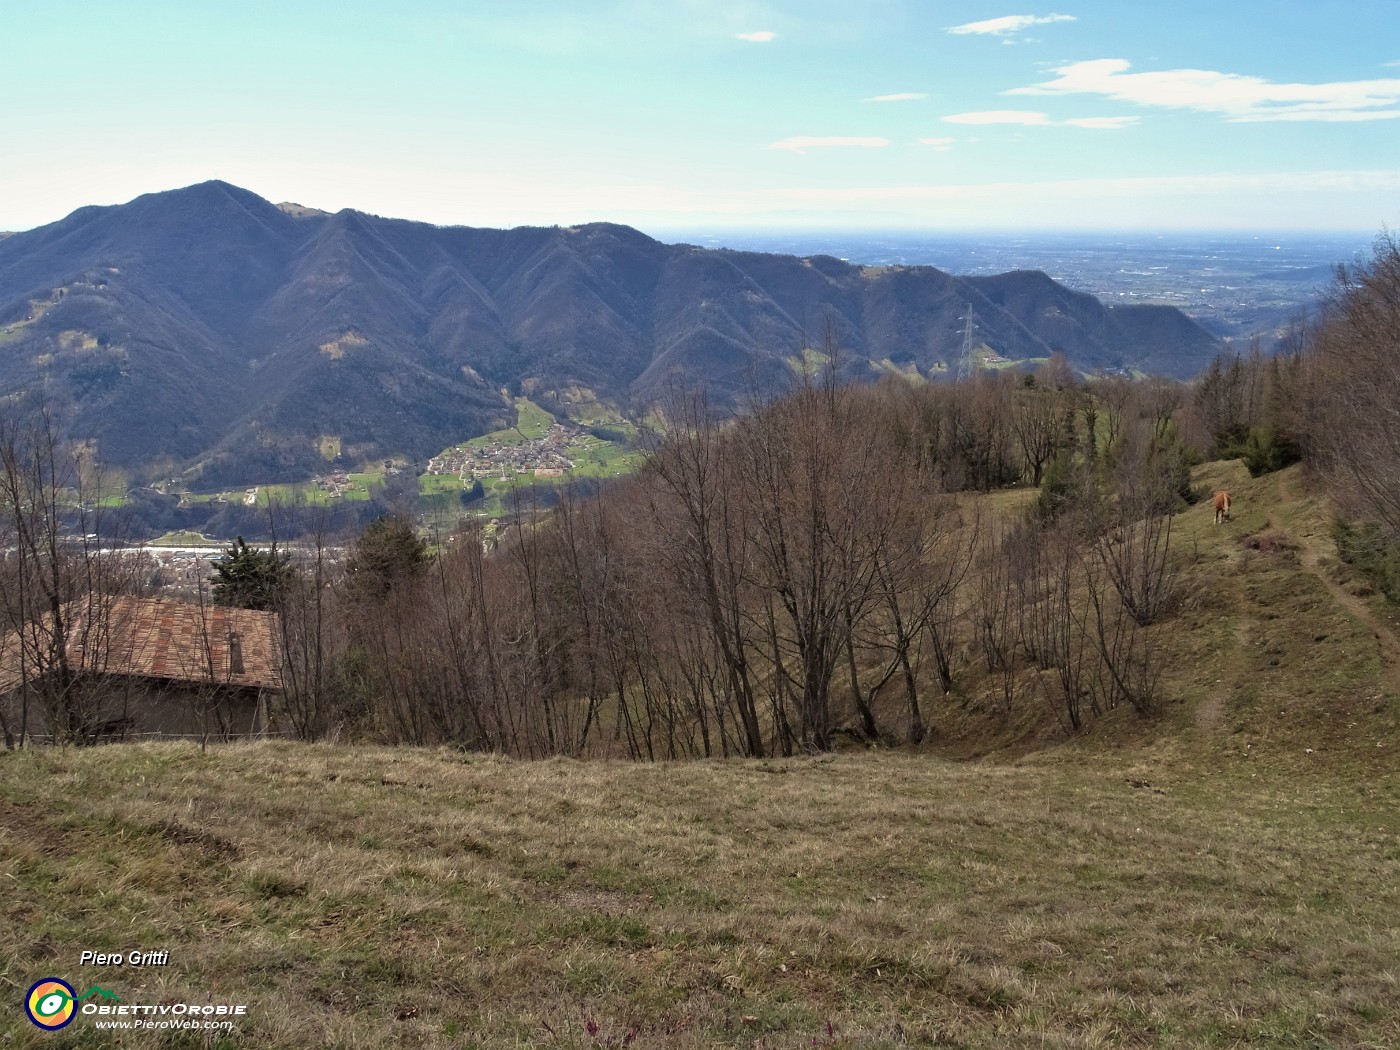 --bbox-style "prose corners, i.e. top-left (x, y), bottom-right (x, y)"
top-left (448, 397), bottom-right (555, 451)
top-left (251, 473), bottom-right (384, 506)
top-left (148, 399), bottom-right (645, 522)
top-left (177, 473), bottom-right (385, 509)
top-left (419, 473), bottom-right (465, 497)
top-left (148, 530), bottom-right (222, 547)
top-left (425, 398), bottom-right (647, 517)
